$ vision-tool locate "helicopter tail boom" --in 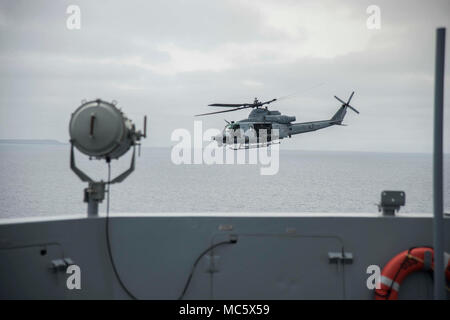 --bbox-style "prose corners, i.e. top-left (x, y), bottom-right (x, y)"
top-left (330, 105), bottom-right (348, 124)
top-left (288, 92), bottom-right (359, 136)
